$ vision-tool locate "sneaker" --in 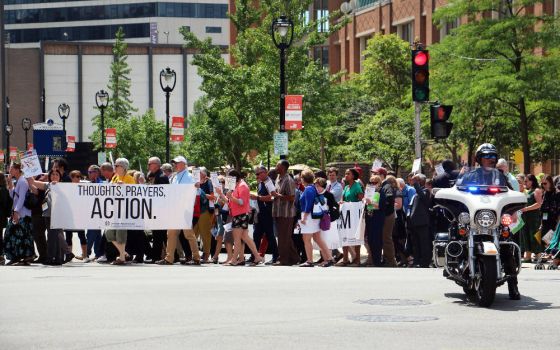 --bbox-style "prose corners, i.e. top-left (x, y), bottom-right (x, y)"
top-left (299, 261), bottom-right (314, 267)
top-left (83, 257), bottom-right (93, 263)
top-left (96, 256), bottom-right (108, 263)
